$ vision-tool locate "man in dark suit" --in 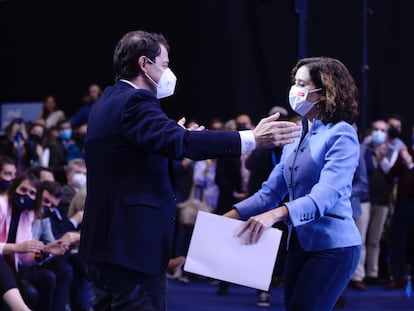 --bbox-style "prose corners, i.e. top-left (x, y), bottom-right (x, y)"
top-left (79, 30), bottom-right (300, 310)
